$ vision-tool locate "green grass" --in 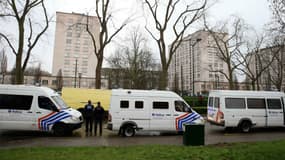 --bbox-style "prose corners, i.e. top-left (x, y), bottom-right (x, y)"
top-left (1, 140), bottom-right (285, 160)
